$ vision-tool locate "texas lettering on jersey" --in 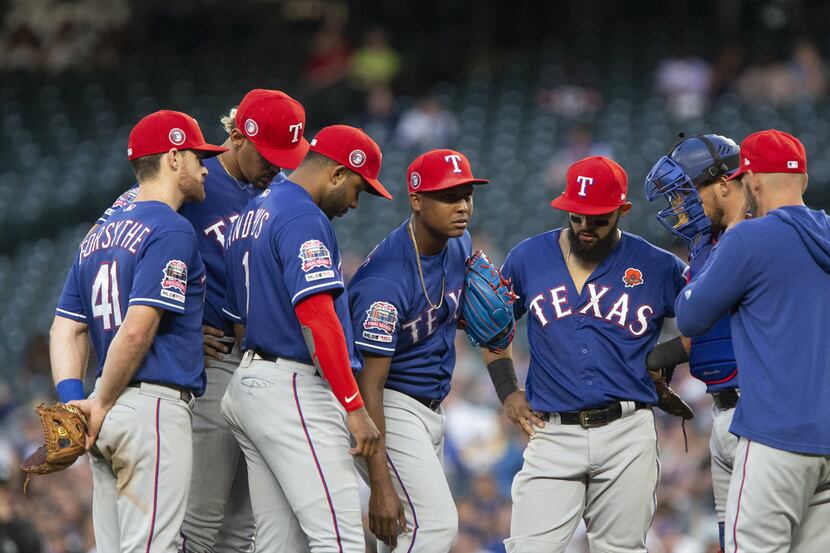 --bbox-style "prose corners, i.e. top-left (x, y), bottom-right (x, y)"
top-left (527, 282), bottom-right (653, 336)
